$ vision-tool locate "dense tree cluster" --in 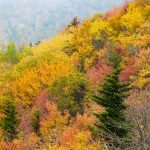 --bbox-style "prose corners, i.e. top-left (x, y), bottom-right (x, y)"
top-left (0, 0), bottom-right (150, 149)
